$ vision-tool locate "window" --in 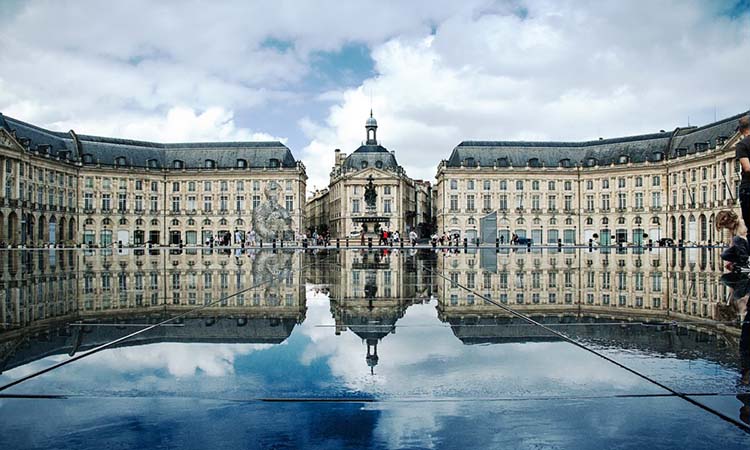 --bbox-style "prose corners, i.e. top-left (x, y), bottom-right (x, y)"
top-left (635, 176), bottom-right (643, 187)
top-left (205, 159), bottom-right (216, 169)
top-left (618, 177), bottom-right (626, 188)
top-left (269, 158), bottom-right (280, 168)
top-left (84, 192), bottom-right (93, 210)
top-left (564, 181), bottom-right (572, 191)
top-left (103, 178), bottom-right (111, 190)
top-left (150, 195), bottom-right (158, 212)
top-left (499, 194), bottom-right (507, 211)
top-left (204, 196), bottom-right (213, 212)
top-left (384, 186), bottom-right (391, 195)
top-left (602, 179), bottom-right (609, 189)
top-left (467, 180), bottom-right (474, 190)
top-left (635, 192), bottom-right (643, 209)
top-left (499, 180), bottom-right (507, 190)
top-left (135, 195), bottom-right (143, 212)
top-left (101, 193), bottom-right (111, 211)
top-left (115, 156), bottom-right (127, 167)
top-left (547, 195), bottom-right (556, 211)
top-left (172, 160), bottom-right (184, 169)
top-left (151, 181), bottom-right (158, 192)
top-left (466, 195), bottom-right (475, 211)
top-left (172, 182), bottom-right (180, 192)
top-left (236, 159), bottom-right (247, 168)
top-left (204, 181), bottom-right (212, 191)
top-left (237, 180), bottom-right (244, 191)
top-left (236, 195), bottom-right (245, 212)
top-left (483, 180), bottom-right (491, 190)
top-left (450, 195), bottom-right (458, 212)
top-left (602, 194), bottom-right (610, 210)
top-left (285, 195), bottom-right (293, 211)
top-left (352, 199), bottom-right (360, 213)
top-left (221, 181), bottom-right (228, 192)
top-left (532, 180), bottom-right (540, 190)
top-left (147, 159), bottom-right (159, 169)
top-left (516, 180), bottom-right (523, 191)
top-left (586, 180), bottom-right (593, 190)
top-left (652, 175), bottom-right (660, 187)
top-left (118, 193), bottom-right (126, 211)
top-left (172, 196), bottom-right (180, 212)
